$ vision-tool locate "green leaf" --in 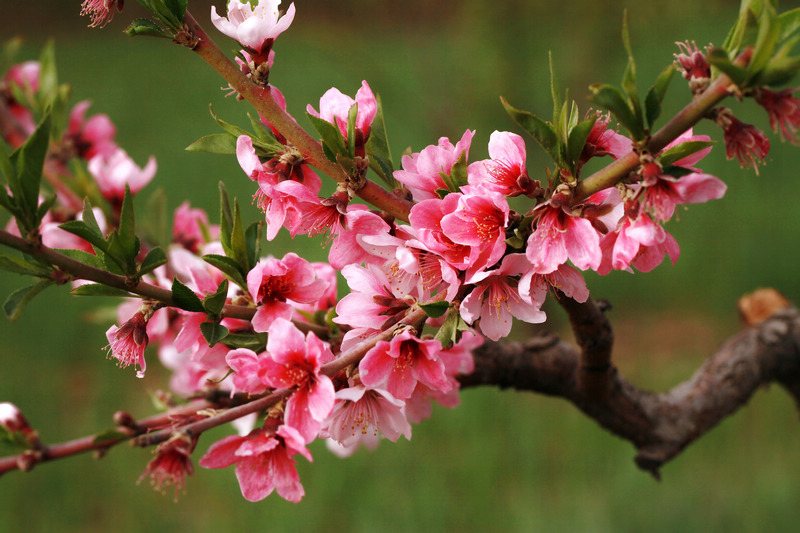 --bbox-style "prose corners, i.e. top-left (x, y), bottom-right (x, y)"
top-left (11, 114), bottom-right (51, 222)
top-left (202, 254), bottom-right (247, 289)
top-left (139, 246), bottom-right (167, 276)
top-left (59, 220), bottom-right (109, 253)
top-left (141, 188), bottom-right (168, 248)
top-left (218, 181), bottom-right (234, 257)
top-left (347, 102), bottom-right (358, 158)
top-left (54, 248), bottom-right (107, 270)
top-left (185, 133), bottom-right (238, 154)
top-left (230, 201), bottom-right (250, 273)
top-left (434, 307), bottom-right (460, 349)
top-left (658, 140), bottom-right (715, 167)
top-left (171, 277), bottom-right (204, 313)
top-left (588, 84), bottom-right (643, 139)
top-left (0, 254), bottom-right (51, 277)
top-left (136, 0), bottom-right (183, 31)
top-left (365, 93), bottom-right (397, 188)
top-left (200, 321), bottom-right (229, 347)
top-left (124, 18), bottom-right (173, 38)
top-left (549, 52), bottom-right (561, 124)
top-left (501, 97), bottom-right (559, 163)
top-left (749, 2), bottom-right (780, 77)
top-left (707, 48), bottom-right (750, 86)
top-left (779, 7), bottom-right (800, 41)
top-left (71, 284), bottom-right (136, 298)
top-left (37, 41), bottom-right (58, 111)
top-left (566, 115), bottom-right (598, 175)
top-left (620, 10), bottom-right (641, 119)
top-left (419, 300), bottom-right (450, 319)
top-left (439, 151), bottom-right (468, 192)
top-left (202, 279), bottom-right (229, 317)
top-left (245, 221), bottom-right (262, 271)
top-left (117, 185), bottom-right (138, 261)
top-left (306, 112), bottom-right (348, 159)
top-left (645, 65), bottom-right (676, 129)
top-left (0, 138), bottom-right (14, 185)
top-left (223, 332), bottom-right (268, 350)
top-left (4, 279), bottom-right (54, 321)
top-left (163, 0), bottom-right (188, 24)
top-left (208, 105), bottom-right (252, 140)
